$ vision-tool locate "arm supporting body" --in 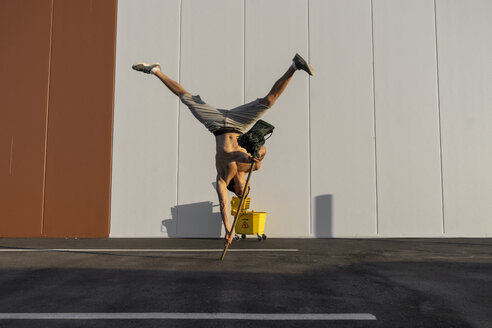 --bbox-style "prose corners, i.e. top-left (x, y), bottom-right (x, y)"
top-left (216, 176), bottom-right (232, 237)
